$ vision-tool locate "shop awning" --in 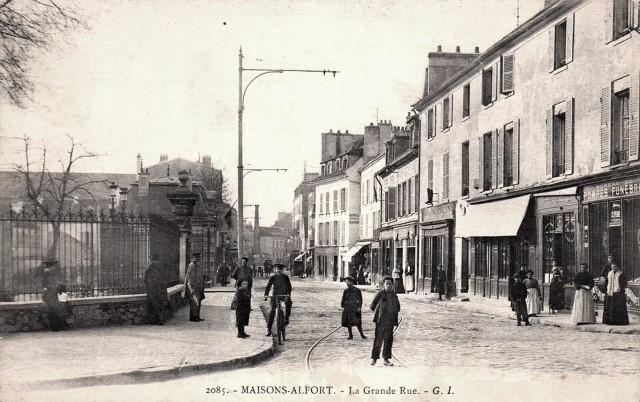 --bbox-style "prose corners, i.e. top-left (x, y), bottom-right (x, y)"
top-left (456, 195), bottom-right (531, 238)
top-left (306, 254), bottom-right (312, 262)
top-left (344, 241), bottom-right (370, 260)
top-left (294, 251), bottom-right (308, 262)
top-left (532, 186), bottom-right (578, 197)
